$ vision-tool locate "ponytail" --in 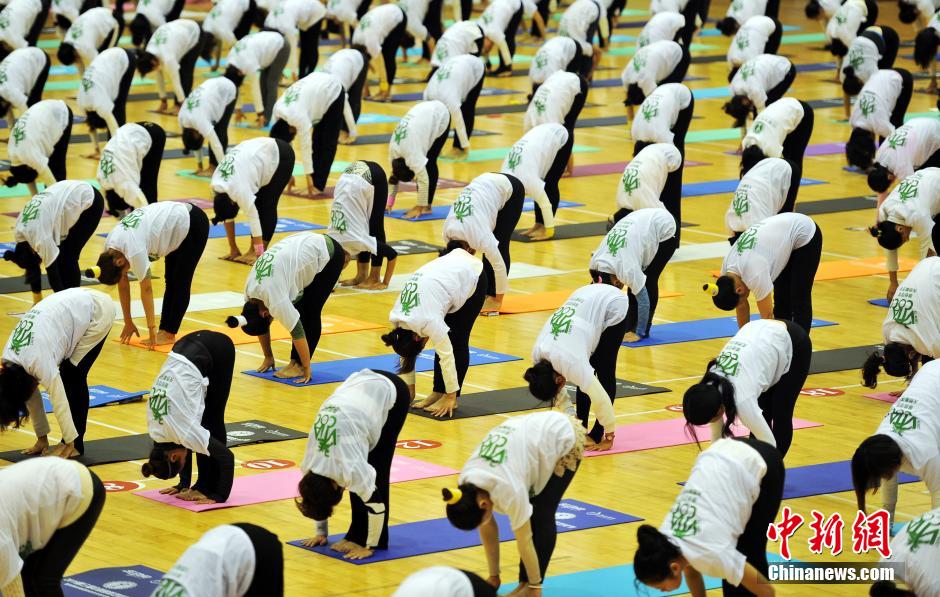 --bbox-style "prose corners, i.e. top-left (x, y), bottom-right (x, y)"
top-left (524, 359), bottom-right (559, 402)
top-left (682, 363), bottom-right (737, 447)
top-left (381, 327), bottom-right (423, 374)
top-left (870, 580), bottom-right (916, 597)
top-left (861, 350), bottom-right (885, 389)
top-left (442, 484), bottom-right (485, 530)
top-left (851, 434), bottom-right (903, 512)
top-left (633, 524), bottom-right (681, 585)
